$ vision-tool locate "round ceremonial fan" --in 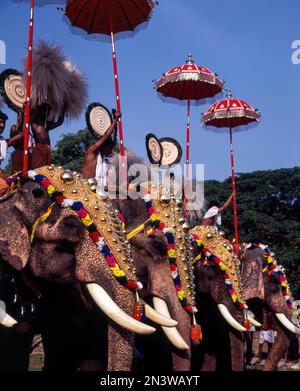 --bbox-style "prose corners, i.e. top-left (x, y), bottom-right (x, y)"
top-left (145, 133), bottom-right (163, 165)
top-left (159, 137), bottom-right (183, 167)
top-left (86, 102), bottom-right (113, 139)
top-left (0, 69), bottom-right (26, 112)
